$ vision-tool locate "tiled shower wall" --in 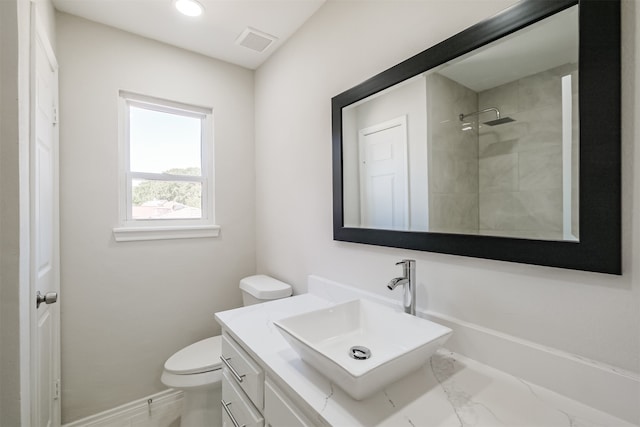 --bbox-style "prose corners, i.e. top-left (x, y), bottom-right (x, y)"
top-left (426, 64), bottom-right (578, 239)
top-left (477, 63), bottom-right (578, 239)
top-left (427, 73), bottom-right (479, 233)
